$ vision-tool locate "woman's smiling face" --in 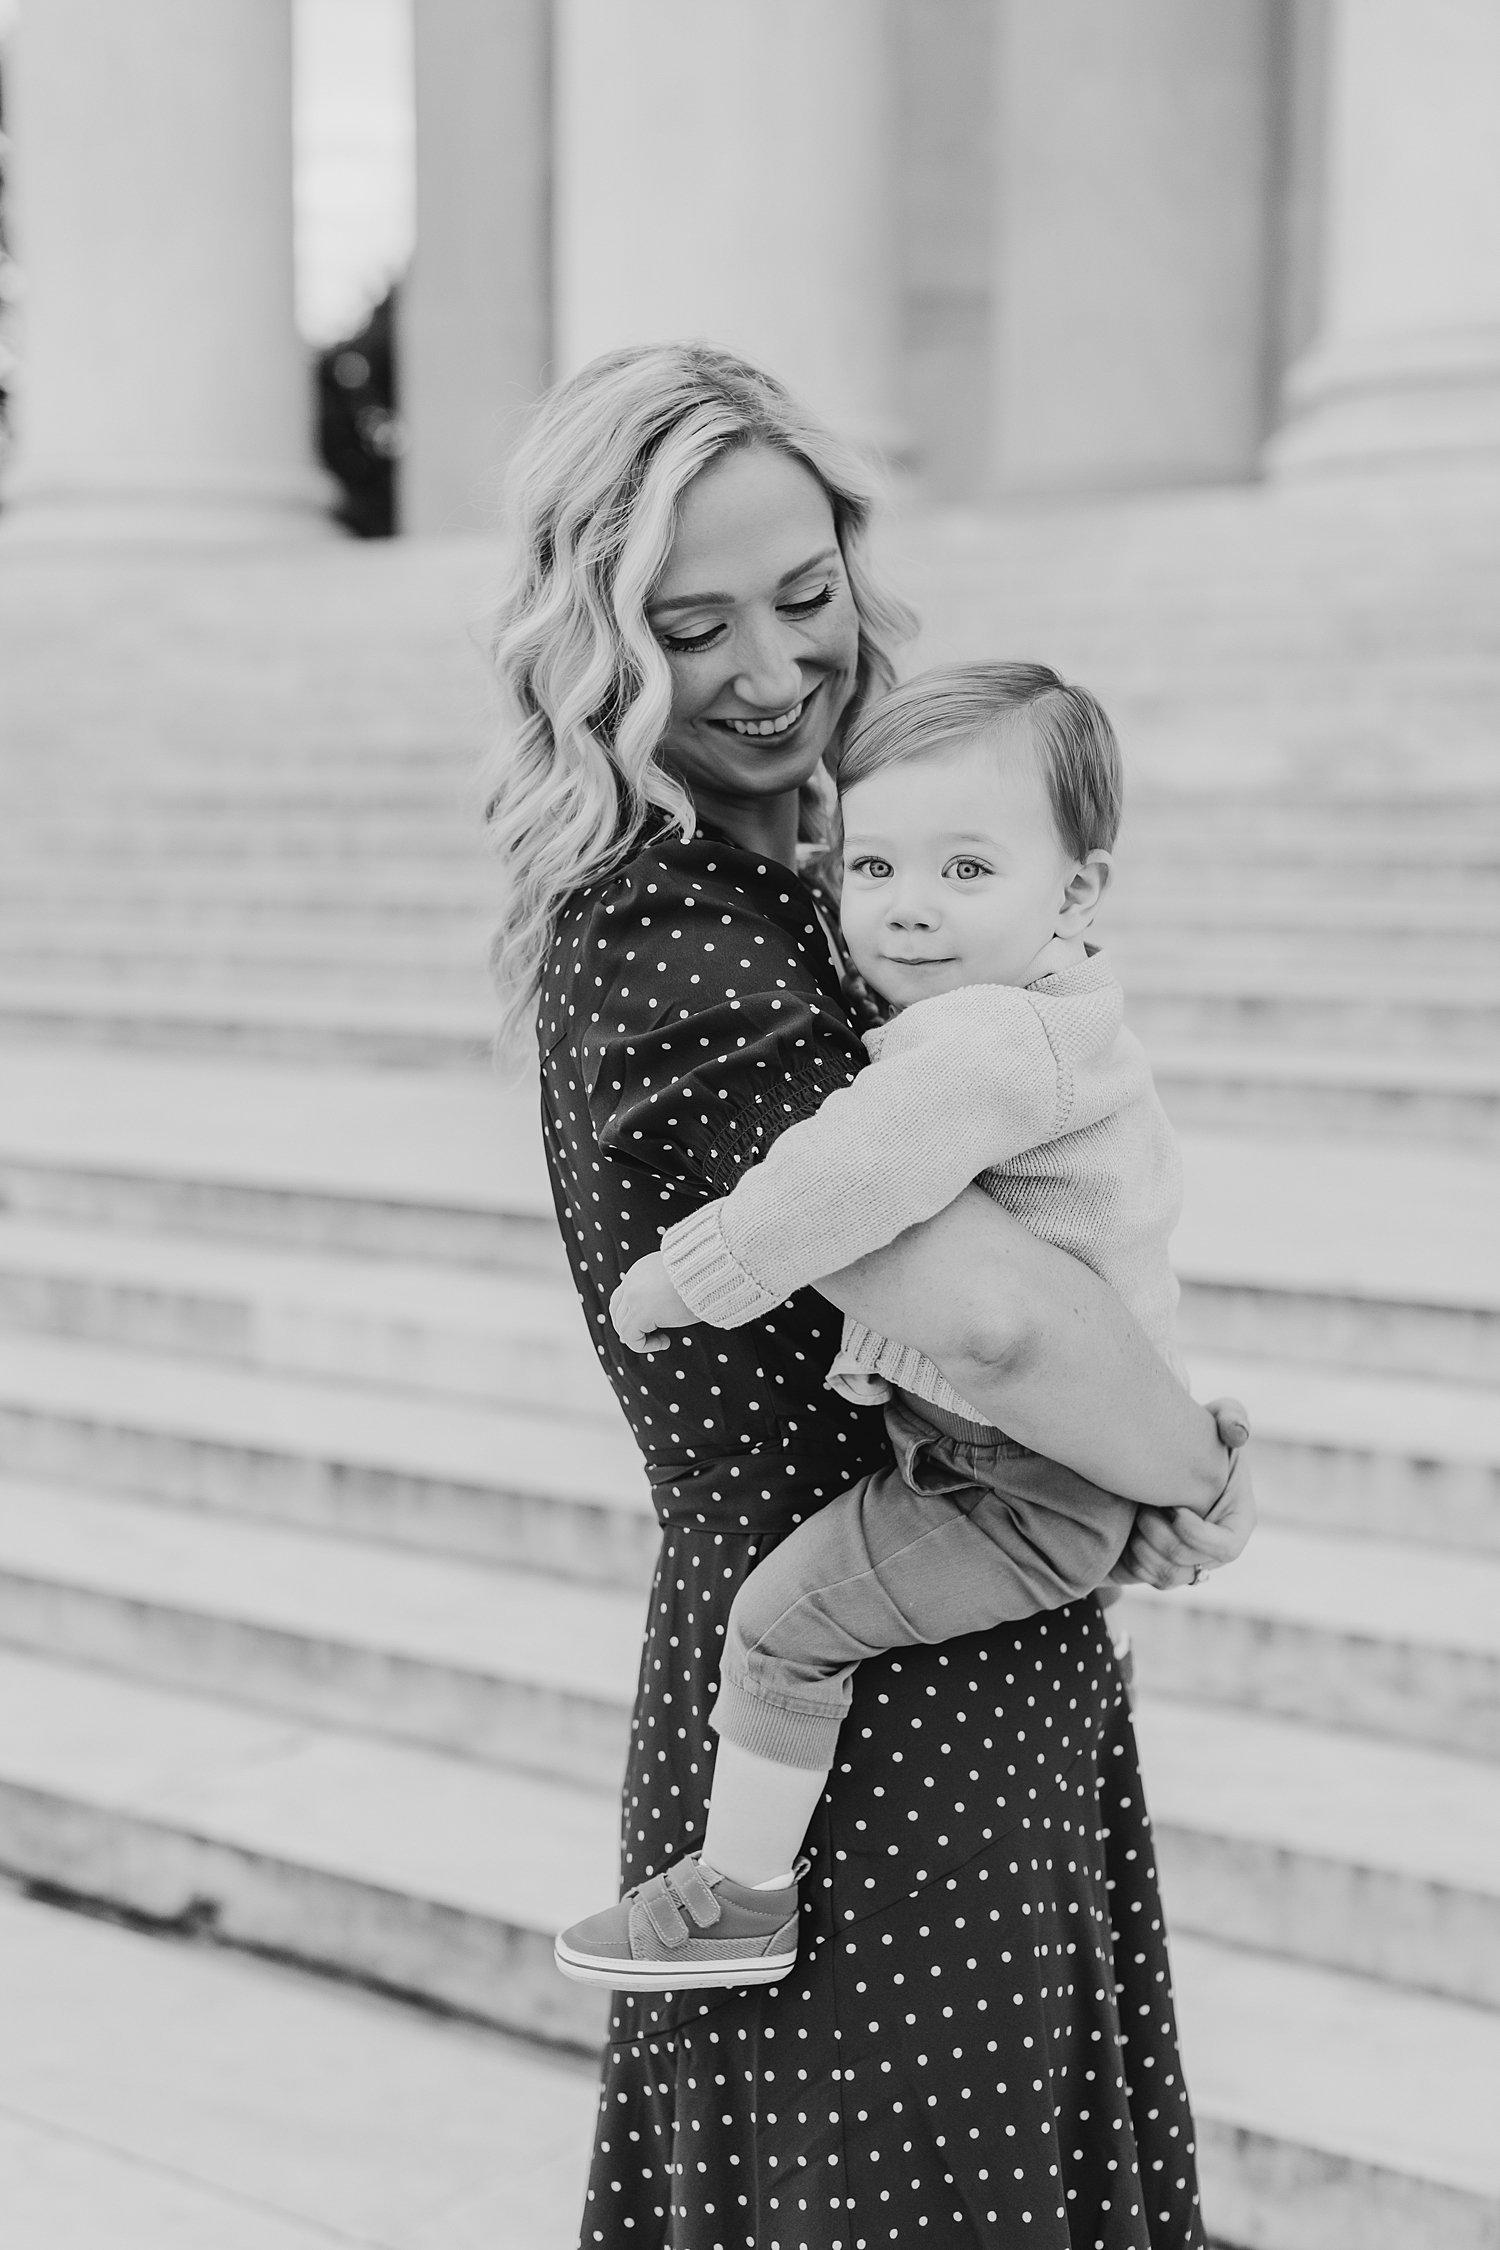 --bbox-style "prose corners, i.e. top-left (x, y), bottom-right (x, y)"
top-left (649, 444), bottom-right (860, 823)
